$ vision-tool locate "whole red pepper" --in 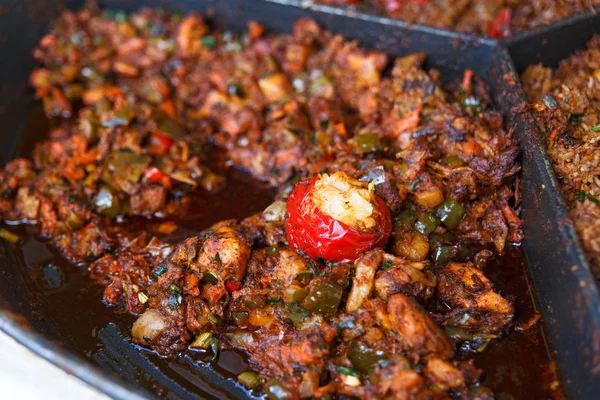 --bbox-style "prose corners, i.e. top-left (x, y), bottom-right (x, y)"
top-left (488, 8), bottom-right (512, 38)
top-left (286, 175), bottom-right (392, 263)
